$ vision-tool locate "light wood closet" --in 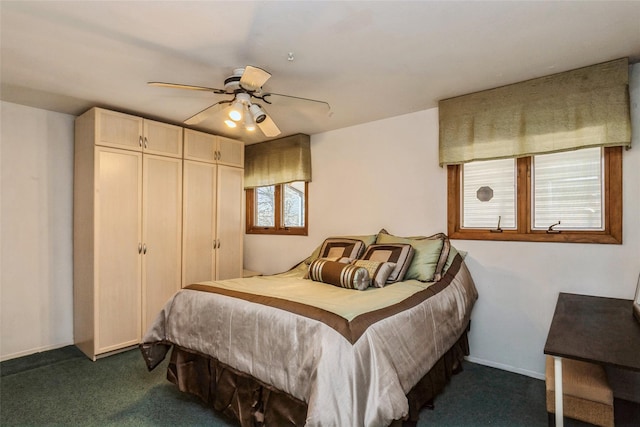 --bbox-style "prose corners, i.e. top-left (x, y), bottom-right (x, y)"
top-left (73, 108), bottom-right (243, 360)
top-left (182, 129), bottom-right (244, 285)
